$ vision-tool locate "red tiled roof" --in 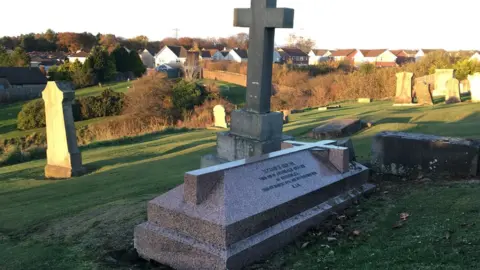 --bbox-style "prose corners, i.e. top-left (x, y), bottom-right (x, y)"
top-left (361, 49), bottom-right (387, 57)
top-left (331, 49), bottom-right (357, 57)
